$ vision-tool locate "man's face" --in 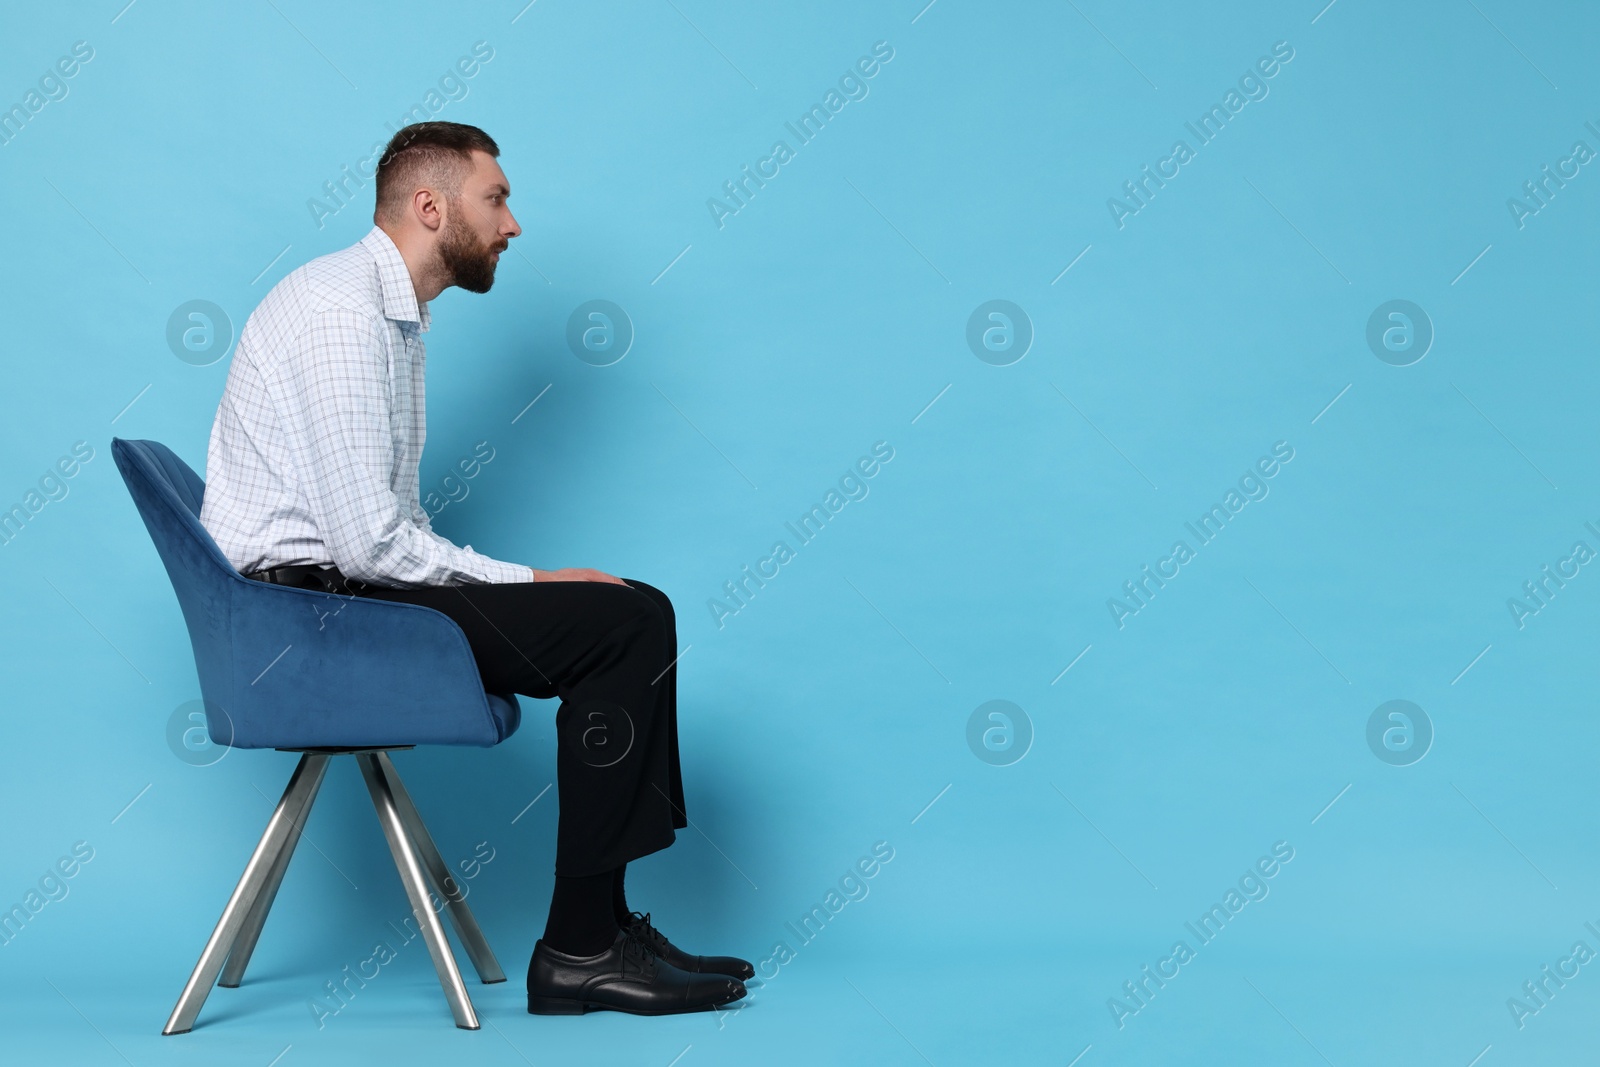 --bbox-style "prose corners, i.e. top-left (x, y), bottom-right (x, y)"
top-left (439, 149), bottom-right (520, 294)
